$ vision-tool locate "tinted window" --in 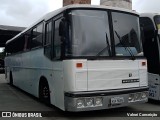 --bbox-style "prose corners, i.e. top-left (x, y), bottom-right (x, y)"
top-left (37, 24), bottom-right (43, 42)
top-left (45, 22), bottom-right (52, 45)
top-left (6, 35), bottom-right (25, 54)
top-left (24, 30), bottom-right (32, 51)
top-left (44, 20), bottom-right (53, 59)
top-left (54, 18), bottom-right (62, 59)
top-left (31, 23), bottom-right (43, 48)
